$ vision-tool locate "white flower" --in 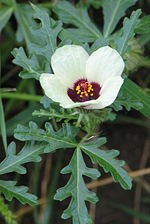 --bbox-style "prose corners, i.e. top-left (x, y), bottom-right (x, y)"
top-left (40, 45), bottom-right (125, 109)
